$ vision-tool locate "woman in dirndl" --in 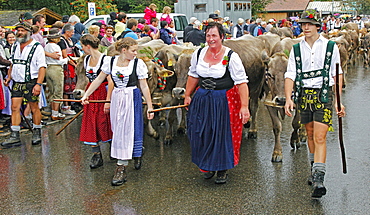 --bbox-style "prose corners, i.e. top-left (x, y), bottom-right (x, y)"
top-left (81, 37), bottom-right (154, 186)
top-left (185, 22), bottom-right (250, 184)
top-left (58, 23), bottom-right (77, 115)
top-left (79, 34), bottom-right (113, 169)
